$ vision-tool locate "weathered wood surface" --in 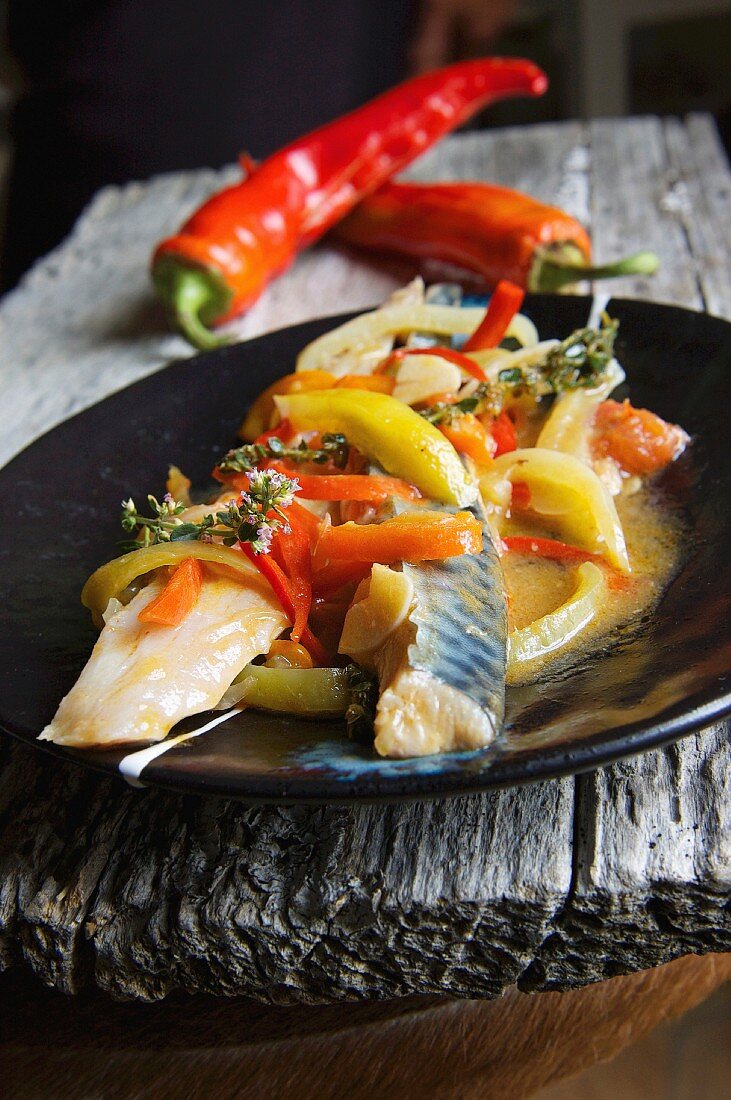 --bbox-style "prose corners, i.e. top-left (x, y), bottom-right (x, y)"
top-left (0, 116), bottom-right (728, 1002)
